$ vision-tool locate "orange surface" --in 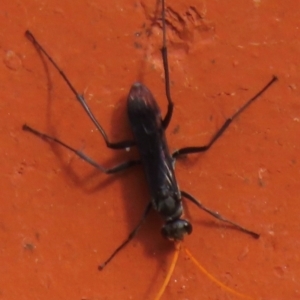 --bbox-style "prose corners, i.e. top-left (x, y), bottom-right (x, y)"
top-left (1, 0), bottom-right (300, 299)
